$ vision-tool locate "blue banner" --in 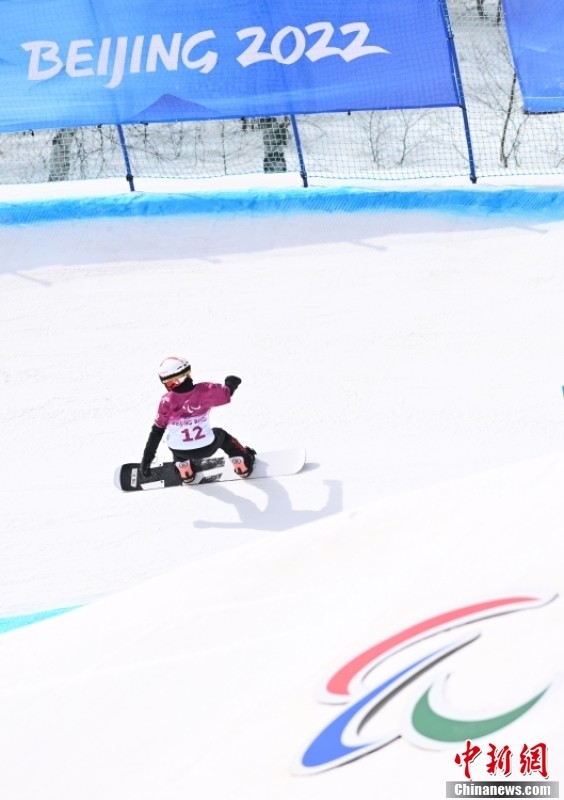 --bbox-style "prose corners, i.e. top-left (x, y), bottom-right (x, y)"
top-left (0, 0), bottom-right (461, 132)
top-left (502, 0), bottom-right (564, 113)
